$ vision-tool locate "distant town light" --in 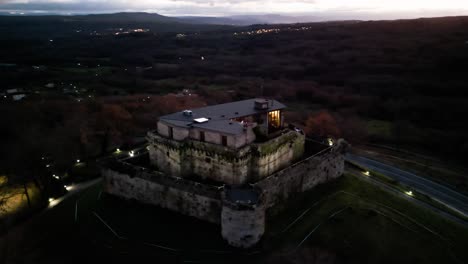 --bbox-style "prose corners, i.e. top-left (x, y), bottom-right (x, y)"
top-left (64, 185), bottom-right (73, 191)
top-left (405, 190), bottom-right (413, 196)
top-left (363, 171), bottom-right (370, 176)
top-left (46, 164), bottom-right (50, 168)
top-left (116, 148), bottom-right (121, 153)
top-left (48, 198), bottom-right (54, 203)
top-left (129, 151), bottom-right (135, 157)
top-left (327, 138), bottom-right (334, 146)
